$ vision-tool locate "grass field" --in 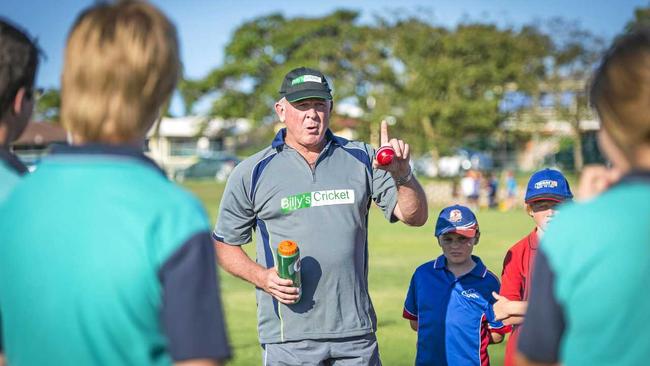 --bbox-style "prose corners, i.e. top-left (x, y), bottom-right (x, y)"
top-left (184, 181), bottom-right (534, 365)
